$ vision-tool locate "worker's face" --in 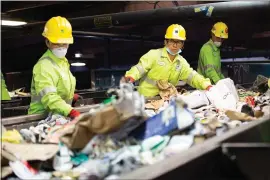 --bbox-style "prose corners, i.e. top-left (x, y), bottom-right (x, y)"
top-left (165, 39), bottom-right (184, 55)
top-left (46, 39), bottom-right (69, 49)
top-left (46, 39), bottom-right (69, 58)
top-left (212, 34), bottom-right (225, 47)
